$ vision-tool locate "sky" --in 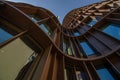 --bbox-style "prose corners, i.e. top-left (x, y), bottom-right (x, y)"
top-left (7, 0), bottom-right (104, 23)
